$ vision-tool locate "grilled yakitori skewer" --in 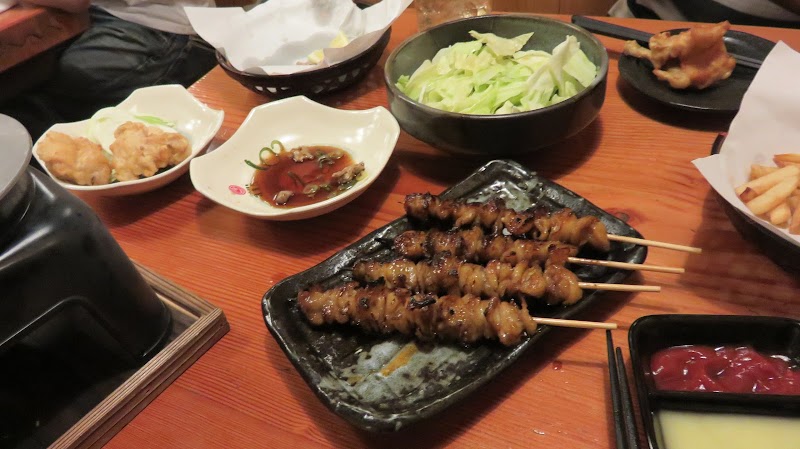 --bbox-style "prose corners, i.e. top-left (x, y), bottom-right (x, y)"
top-left (352, 251), bottom-right (666, 305)
top-left (404, 193), bottom-right (703, 254)
top-left (298, 283), bottom-right (615, 347)
top-left (392, 226), bottom-right (579, 265)
top-left (391, 227), bottom-right (685, 274)
top-left (404, 193), bottom-right (610, 251)
top-left (353, 253), bottom-right (582, 304)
